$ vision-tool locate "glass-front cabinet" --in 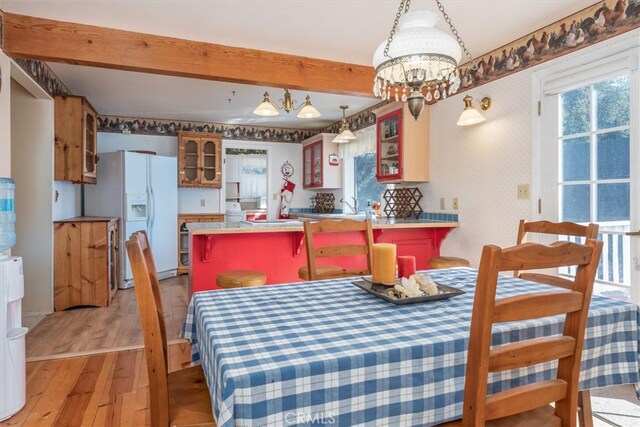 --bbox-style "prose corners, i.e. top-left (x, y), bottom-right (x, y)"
top-left (83, 107), bottom-right (97, 180)
top-left (374, 102), bottom-right (430, 183)
top-left (178, 132), bottom-right (222, 188)
top-left (376, 108), bottom-right (402, 181)
top-left (302, 134), bottom-right (342, 190)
